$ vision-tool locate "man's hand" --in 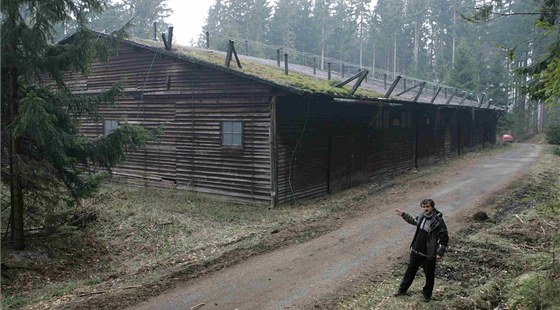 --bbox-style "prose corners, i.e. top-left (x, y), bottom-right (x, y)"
top-left (395, 208), bottom-right (403, 217)
top-left (436, 255), bottom-right (443, 261)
